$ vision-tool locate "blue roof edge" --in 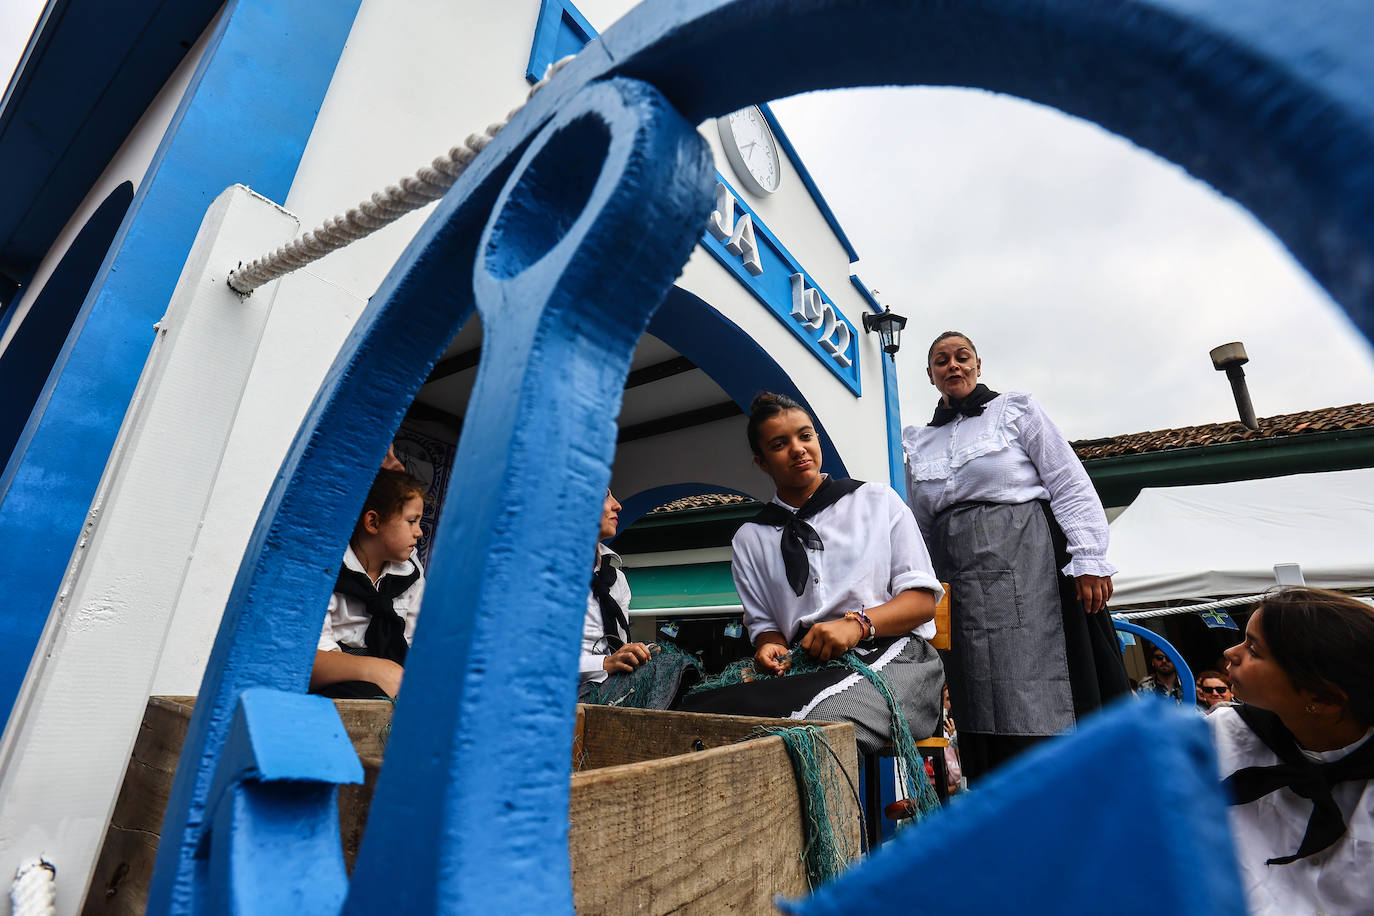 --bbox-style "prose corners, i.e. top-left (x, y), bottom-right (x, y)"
top-left (759, 103), bottom-right (861, 264)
